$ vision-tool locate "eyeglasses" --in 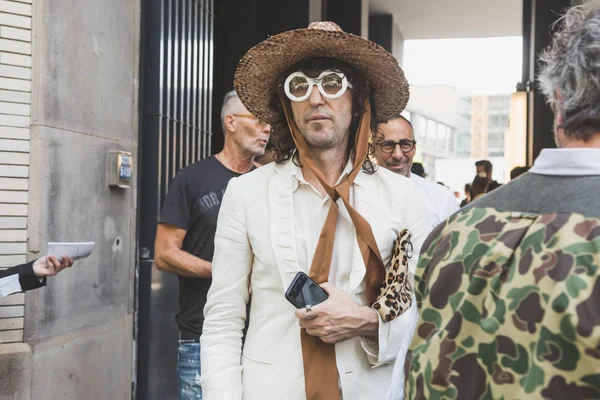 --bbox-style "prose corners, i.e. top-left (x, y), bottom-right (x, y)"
top-left (232, 113), bottom-right (256, 119)
top-left (375, 139), bottom-right (417, 154)
top-left (283, 70), bottom-right (353, 102)
top-left (232, 113), bottom-right (269, 126)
